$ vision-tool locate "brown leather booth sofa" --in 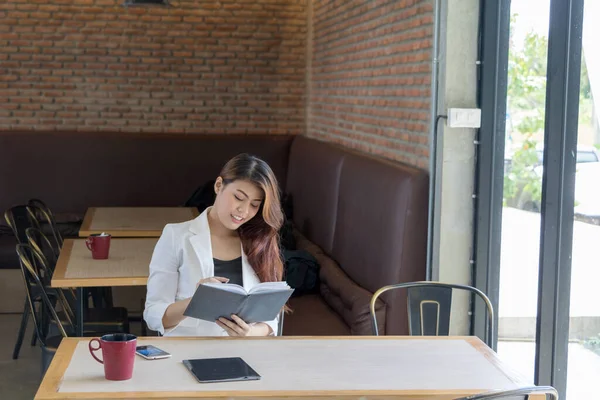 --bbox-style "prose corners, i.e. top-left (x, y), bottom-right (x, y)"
top-left (0, 131), bottom-right (428, 335)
